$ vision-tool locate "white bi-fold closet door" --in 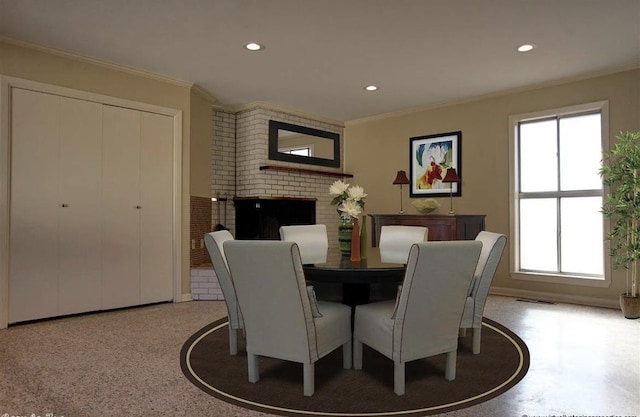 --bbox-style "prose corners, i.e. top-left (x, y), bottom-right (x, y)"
top-left (9, 88), bottom-right (174, 323)
top-left (101, 105), bottom-right (174, 310)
